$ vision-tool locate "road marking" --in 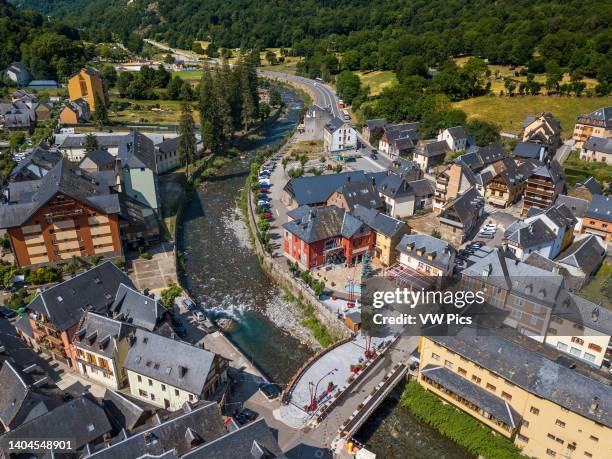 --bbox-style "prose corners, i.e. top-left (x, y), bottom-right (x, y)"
top-left (275, 209), bottom-right (279, 216)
